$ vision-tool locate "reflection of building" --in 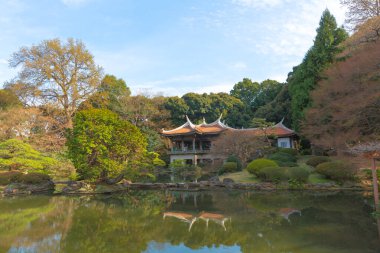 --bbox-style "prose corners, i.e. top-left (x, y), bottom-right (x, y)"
top-left (161, 116), bottom-right (298, 165)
